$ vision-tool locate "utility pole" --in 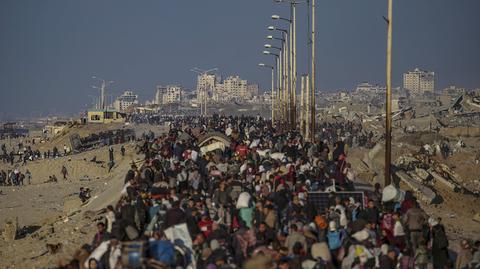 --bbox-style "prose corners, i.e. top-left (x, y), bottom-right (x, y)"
top-left (283, 33), bottom-right (289, 127)
top-left (289, 9), bottom-right (294, 129)
top-left (204, 84), bottom-right (209, 116)
top-left (292, 2), bottom-right (297, 130)
top-left (276, 56), bottom-right (280, 124)
top-left (385, 0), bottom-right (393, 186)
top-left (260, 62), bottom-right (275, 124)
top-left (100, 80), bottom-right (106, 110)
top-left (309, 0), bottom-right (316, 142)
top-left (305, 74), bottom-right (310, 139)
top-left (271, 66), bottom-right (275, 123)
top-left (277, 53), bottom-right (282, 123)
top-left (300, 75), bottom-right (305, 135)
top-left (92, 76), bottom-right (113, 111)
